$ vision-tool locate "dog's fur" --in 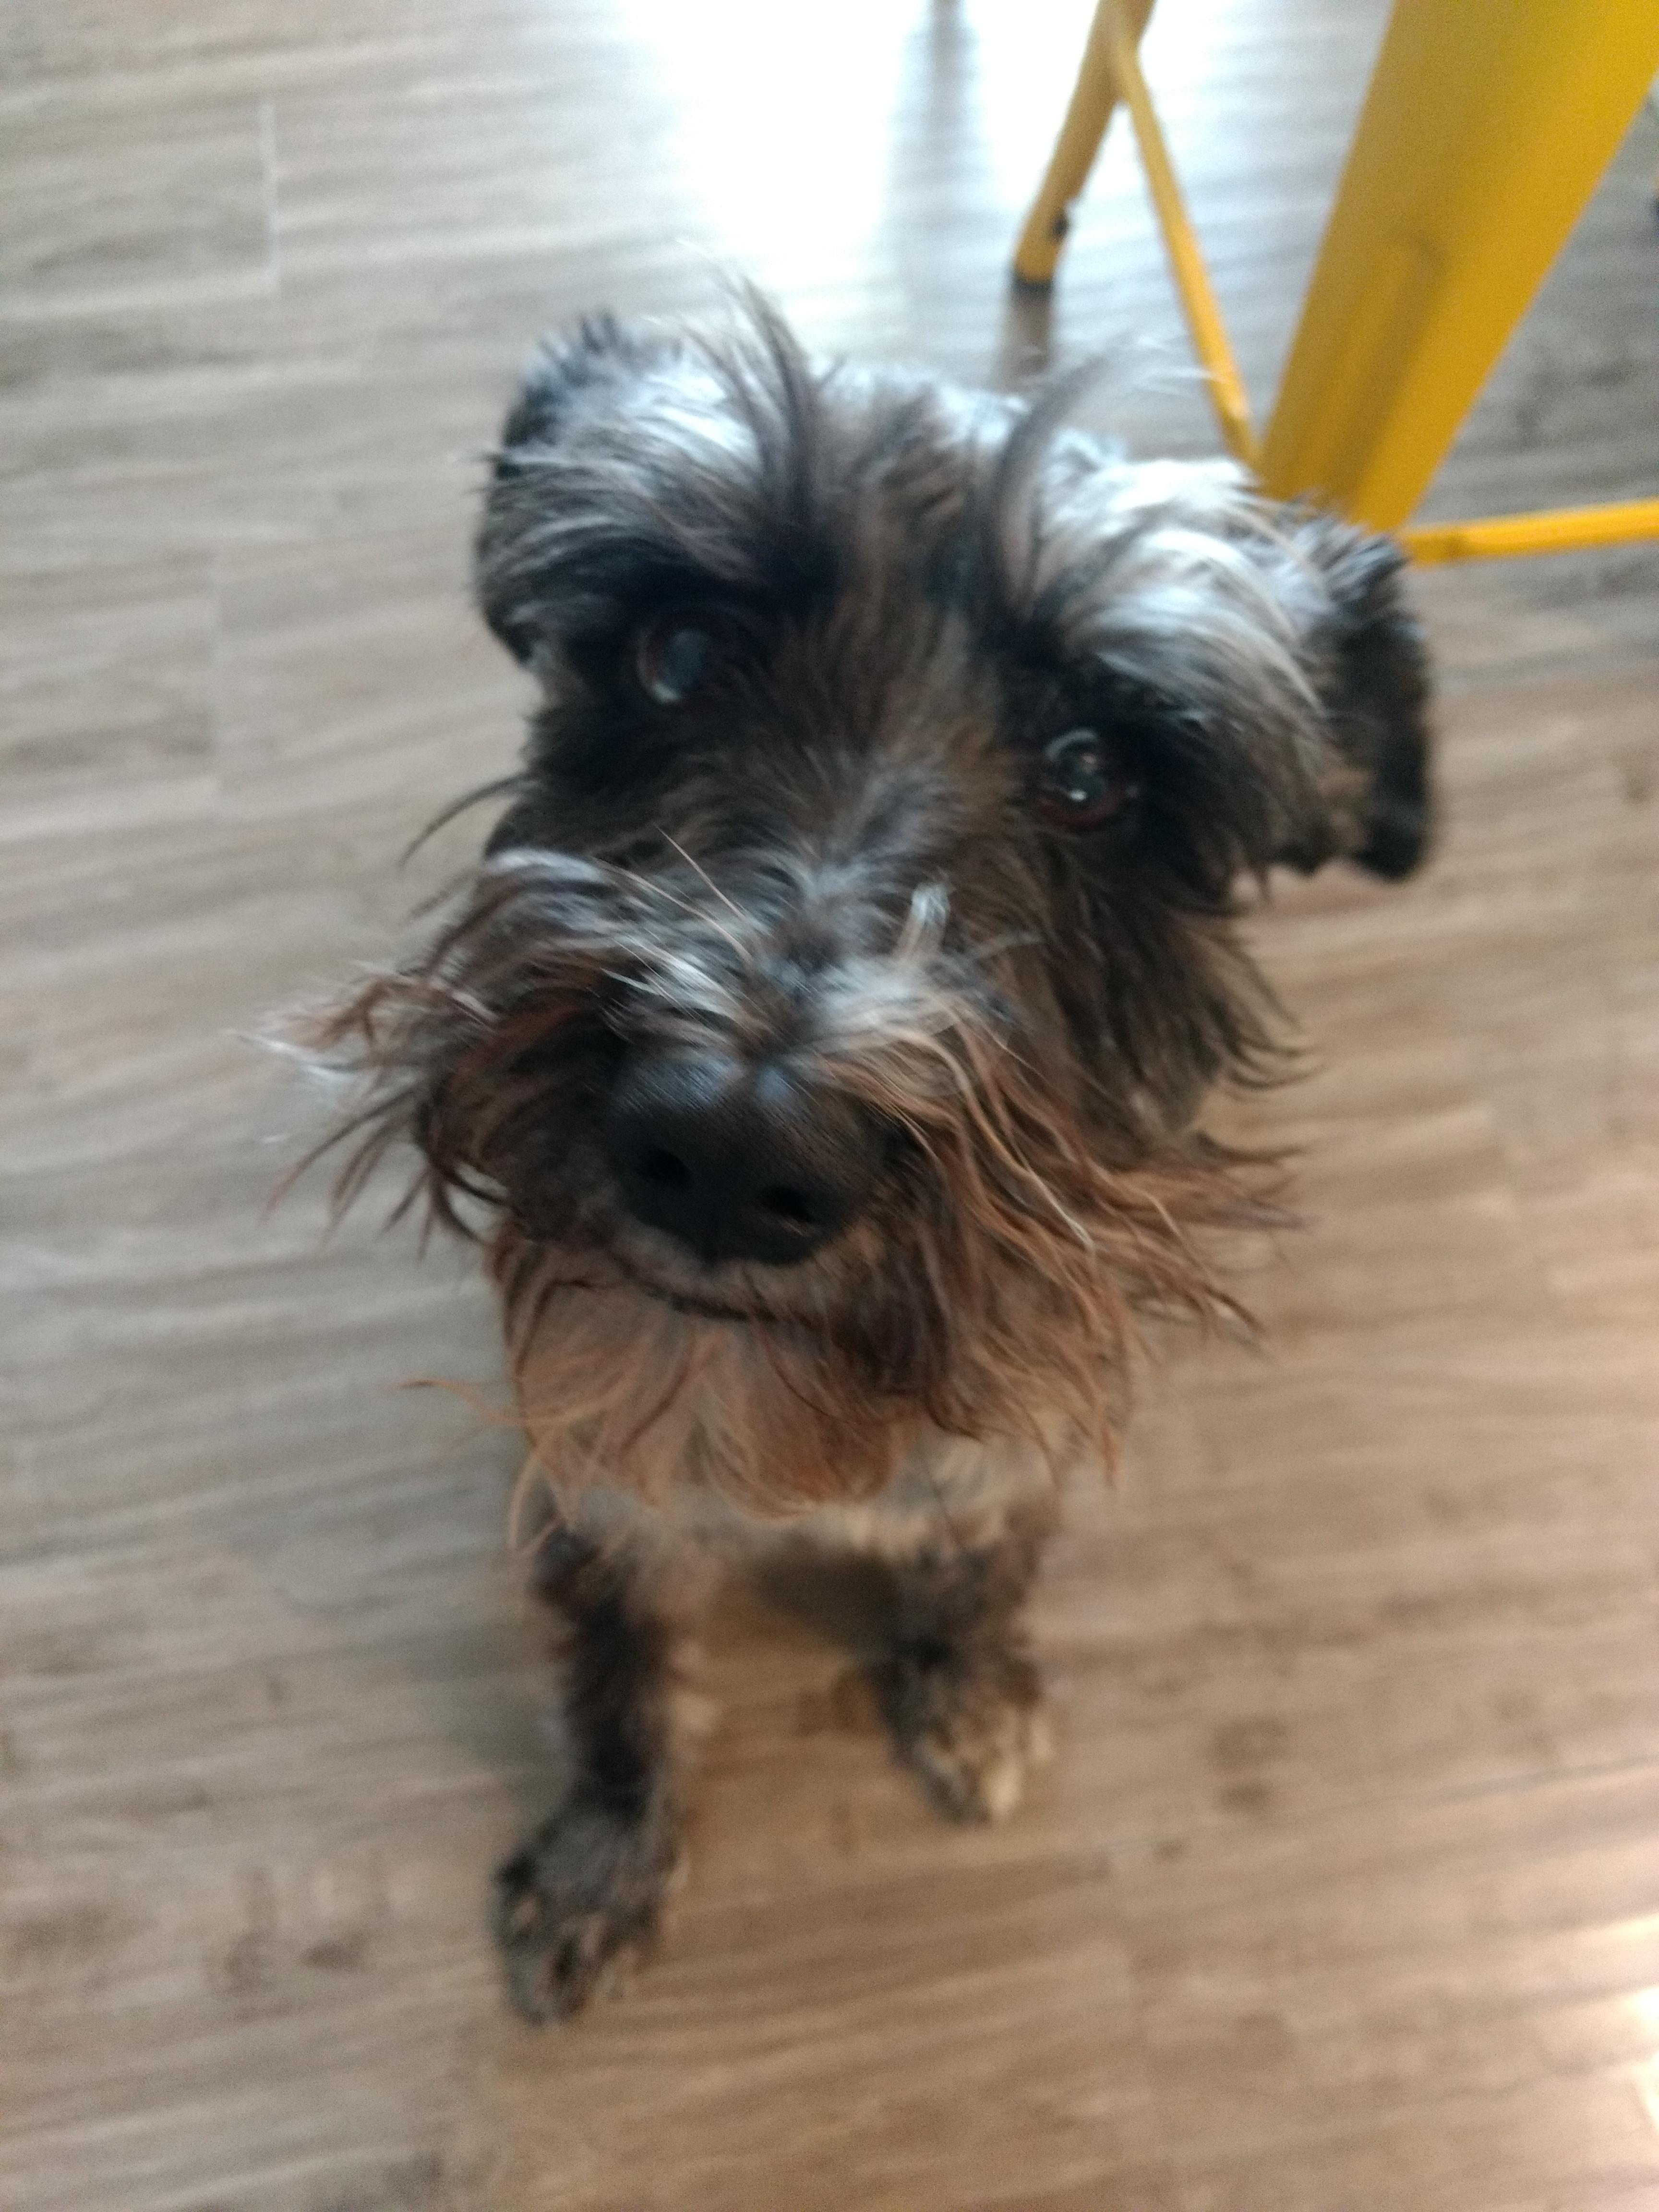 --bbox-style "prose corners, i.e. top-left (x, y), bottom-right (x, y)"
top-left (310, 299), bottom-right (1431, 2020)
